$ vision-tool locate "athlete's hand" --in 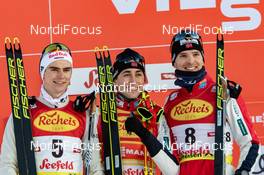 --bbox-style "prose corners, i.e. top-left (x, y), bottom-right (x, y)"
top-left (220, 76), bottom-right (242, 100)
top-left (125, 112), bottom-right (145, 136)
